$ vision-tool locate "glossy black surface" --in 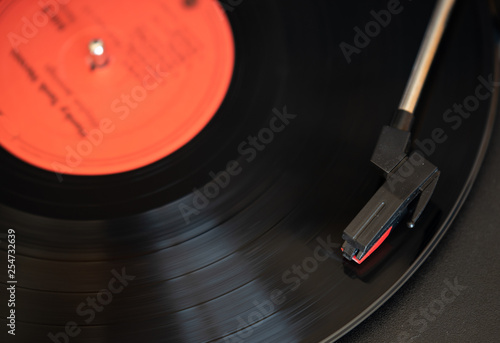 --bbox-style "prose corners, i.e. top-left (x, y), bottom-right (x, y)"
top-left (0, 0), bottom-right (496, 342)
